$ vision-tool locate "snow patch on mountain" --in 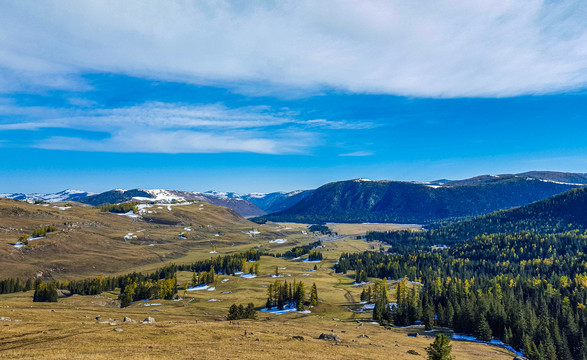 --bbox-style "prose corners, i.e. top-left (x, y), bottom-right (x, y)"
top-left (0, 189), bottom-right (95, 203)
top-left (140, 189), bottom-right (186, 202)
